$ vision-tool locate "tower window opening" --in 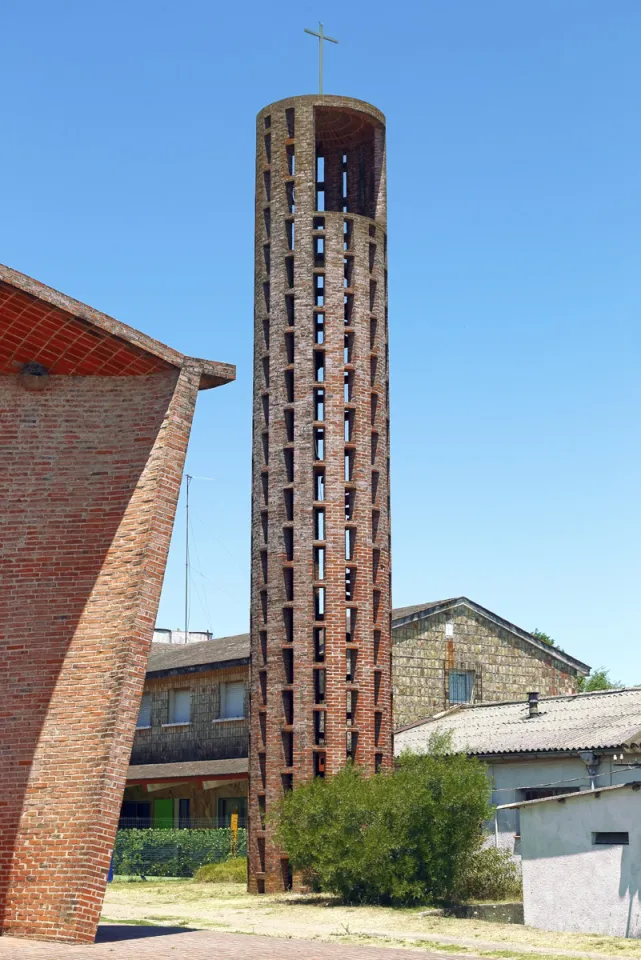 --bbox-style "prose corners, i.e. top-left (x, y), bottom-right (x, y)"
top-left (372, 508), bottom-right (380, 541)
top-left (375, 753), bottom-right (383, 774)
top-left (286, 219), bottom-right (295, 251)
top-left (264, 114), bottom-right (271, 129)
top-left (264, 171), bottom-right (271, 201)
top-left (315, 313), bottom-right (325, 344)
top-left (344, 294), bottom-right (353, 325)
top-left (313, 751), bottom-right (326, 779)
top-left (261, 512), bottom-right (268, 544)
top-left (286, 295), bottom-right (294, 326)
top-left (314, 508), bottom-right (325, 541)
top-left (316, 187), bottom-right (325, 212)
top-left (282, 690), bottom-right (294, 725)
top-left (314, 668), bottom-right (326, 703)
top-left (257, 836), bottom-right (266, 871)
top-left (259, 630), bottom-right (267, 664)
top-left (369, 242), bottom-right (376, 273)
top-left (261, 472), bottom-right (268, 506)
top-left (345, 488), bottom-right (355, 521)
top-left (314, 274), bottom-right (324, 306)
top-left (258, 793), bottom-right (266, 828)
top-left (285, 410), bottom-right (294, 443)
top-left (314, 546), bottom-right (325, 580)
top-left (284, 447), bottom-right (294, 483)
top-left (281, 773), bottom-right (293, 793)
top-left (262, 395), bottom-right (269, 426)
top-left (316, 155), bottom-right (325, 181)
top-left (284, 488), bottom-right (293, 521)
top-left (262, 431), bottom-right (269, 464)
top-left (345, 527), bottom-right (355, 561)
top-left (346, 689), bottom-right (357, 725)
top-left (259, 753), bottom-right (266, 788)
top-left (263, 283), bottom-right (270, 312)
top-left (369, 280), bottom-right (377, 312)
top-left (373, 629), bottom-right (381, 664)
top-left (344, 370), bottom-right (353, 402)
top-left (375, 711), bottom-right (382, 746)
top-left (314, 349), bottom-right (325, 383)
top-left (285, 107), bottom-right (295, 138)
top-left (259, 711), bottom-right (267, 746)
top-left (262, 318), bottom-right (270, 349)
top-left (314, 710), bottom-right (326, 745)
top-left (344, 257), bottom-right (353, 288)
top-left (264, 207), bottom-right (271, 237)
top-left (286, 143), bottom-right (295, 175)
top-left (314, 388), bottom-right (325, 421)
top-left (370, 392), bottom-right (378, 425)
top-left (282, 646), bottom-right (293, 684)
top-left (313, 216), bottom-right (325, 231)
top-left (371, 431), bottom-right (379, 465)
top-left (314, 586), bottom-right (325, 621)
top-left (370, 355), bottom-right (378, 386)
top-left (344, 332), bottom-right (353, 364)
top-left (285, 369), bottom-right (294, 403)
top-left (313, 427), bottom-right (325, 461)
top-left (286, 181), bottom-right (295, 214)
top-left (345, 566), bottom-right (355, 602)
top-left (370, 316), bottom-right (377, 349)
top-left (372, 470), bottom-right (380, 503)
top-left (346, 607), bottom-right (356, 643)
top-left (284, 567), bottom-right (293, 601)
top-left (344, 448), bottom-right (354, 482)
top-left (259, 669), bottom-right (267, 704)
top-left (374, 670), bottom-right (382, 704)
top-left (346, 648), bottom-right (357, 682)
top-left (285, 332), bottom-right (294, 366)
top-left (285, 257), bottom-right (294, 288)
top-left (344, 409), bottom-right (354, 442)
top-left (314, 235), bottom-right (325, 267)
top-left (314, 627), bottom-right (325, 661)
top-left (372, 547), bottom-right (380, 583)
top-left (282, 731), bottom-right (293, 767)
top-left (264, 133), bottom-right (271, 162)
top-left (373, 589), bottom-right (381, 622)
top-left (283, 526), bottom-right (293, 561)
top-left (369, 224), bottom-right (376, 238)
top-left (343, 219), bottom-right (352, 251)
top-left (314, 468), bottom-right (325, 502)
top-left (263, 243), bottom-right (270, 273)
top-left (284, 607), bottom-right (293, 644)
top-left (346, 730), bottom-right (357, 760)
top-left (260, 551), bottom-right (268, 584)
